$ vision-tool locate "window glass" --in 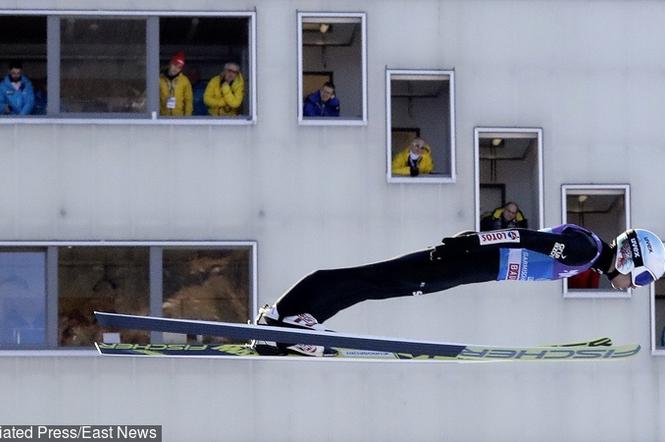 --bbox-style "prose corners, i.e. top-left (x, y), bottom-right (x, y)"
top-left (300, 16), bottom-right (364, 121)
top-left (59, 247), bottom-right (149, 346)
top-left (0, 251), bottom-right (46, 346)
top-left (159, 17), bottom-right (250, 117)
top-left (388, 72), bottom-right (454, 181)
top-left (60, 17), bottom-right (146, 114)
top-left (0, 15), bottom-right (47, 116)
top-left (162, 248), bottom-right (251, 343)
